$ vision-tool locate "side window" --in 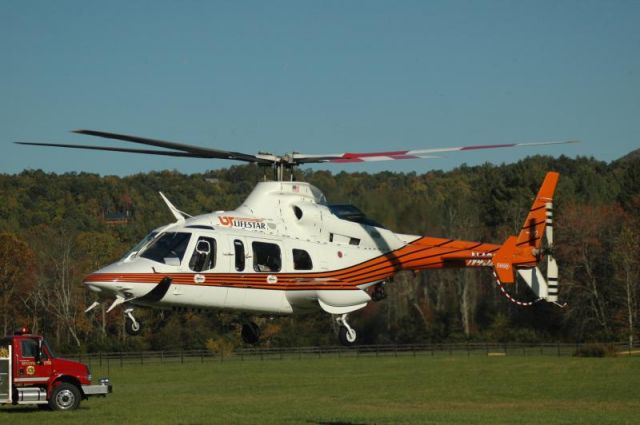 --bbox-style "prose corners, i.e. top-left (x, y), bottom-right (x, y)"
top-left (252, 242), bottom-right (281, 272)
top-left (21, 339), bottom-right (37, 358)
top-left (234, 240), bottom-right (245, 272)
top-left (189, 237), bottom-right (216, 272)
top-left (293, 249), bottom-right (313, 270)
